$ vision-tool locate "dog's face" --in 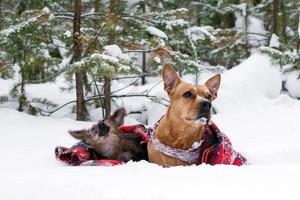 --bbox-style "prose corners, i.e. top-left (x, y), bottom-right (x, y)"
top-left (163, 64), bottom-right (220, 125)
top-left (68, 108), bottom-right (126, 146)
